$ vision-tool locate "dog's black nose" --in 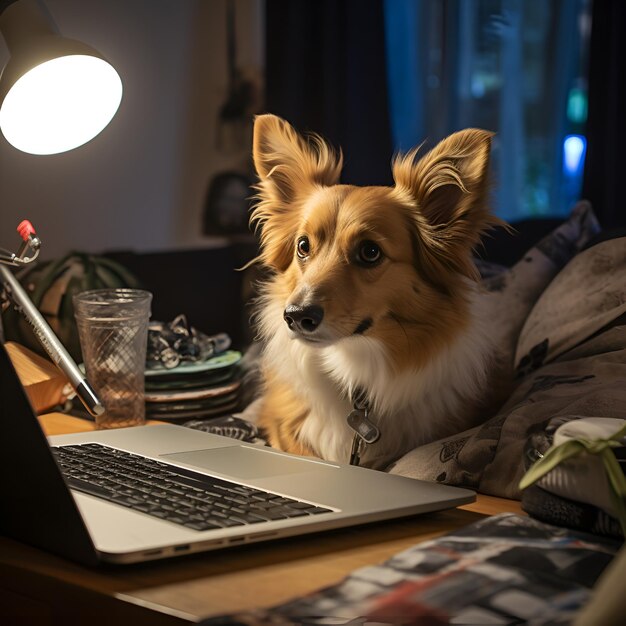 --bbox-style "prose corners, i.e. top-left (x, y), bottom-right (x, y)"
top-left (284, 304), bottom-right (324, 333)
